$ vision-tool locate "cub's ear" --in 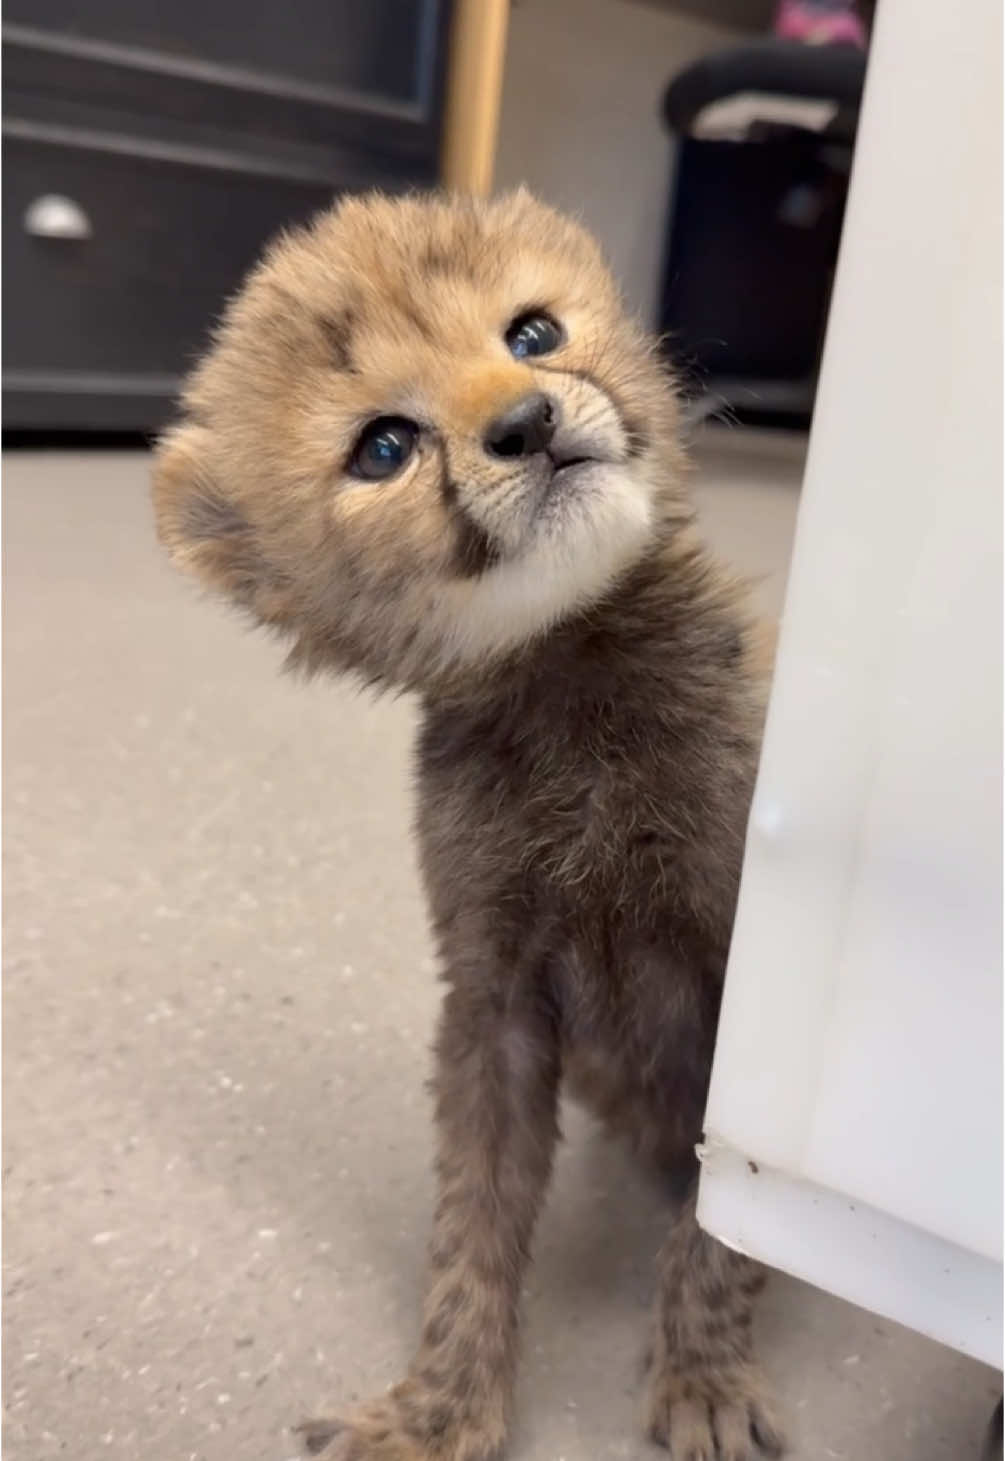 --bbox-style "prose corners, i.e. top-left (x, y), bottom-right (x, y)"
top-left (152, 423), bottom-right (276, 616)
